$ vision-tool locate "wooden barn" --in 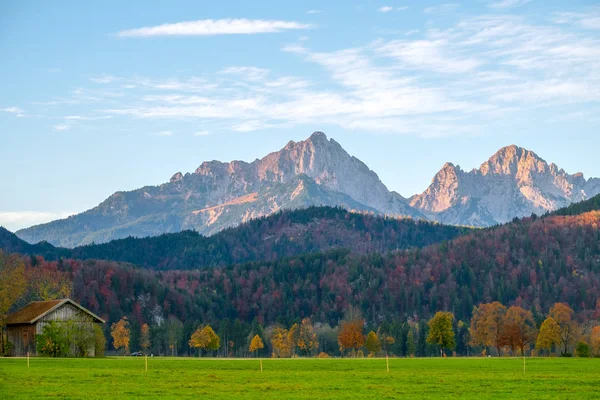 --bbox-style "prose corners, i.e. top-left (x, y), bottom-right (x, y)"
top-left (5, 298), bottom-right (105, 357)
